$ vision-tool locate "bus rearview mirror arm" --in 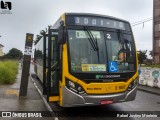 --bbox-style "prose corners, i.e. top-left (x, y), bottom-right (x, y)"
top-left (58, 20), bottom-right (66, 44)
